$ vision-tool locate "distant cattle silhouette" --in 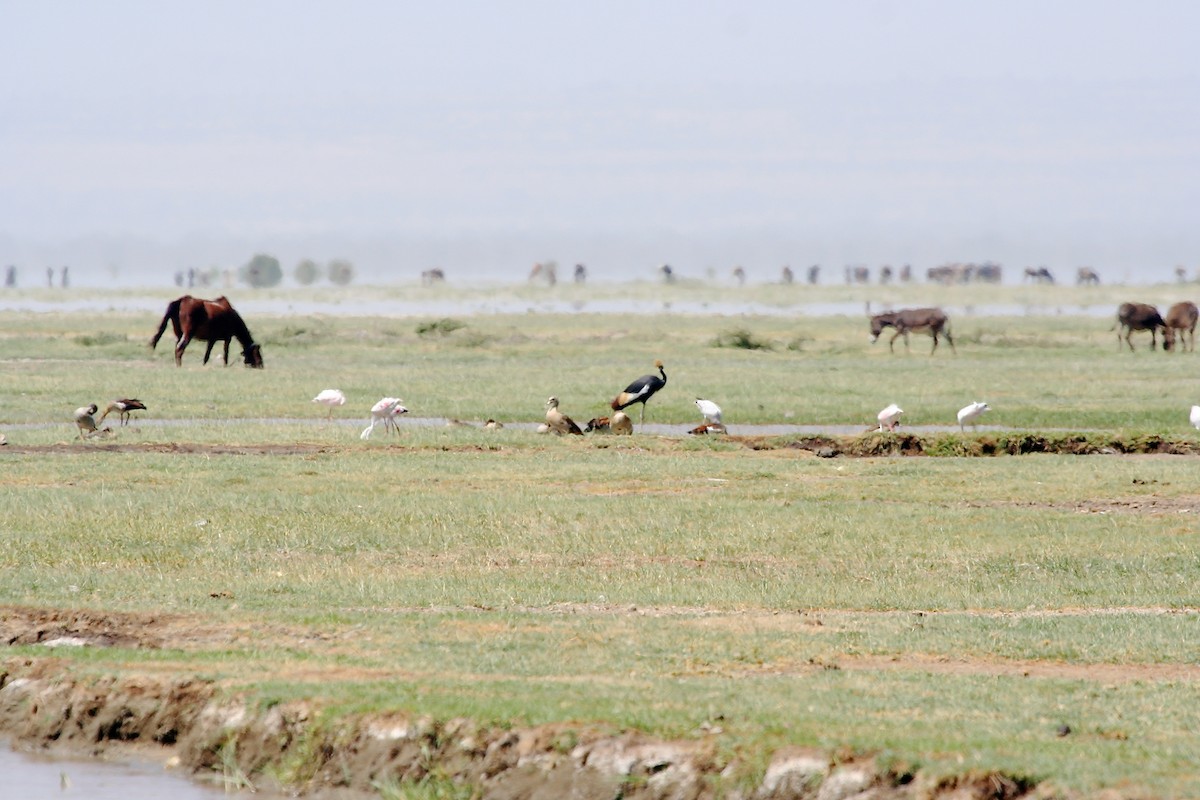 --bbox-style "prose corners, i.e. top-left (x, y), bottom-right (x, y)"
top-left (421, 268), bottom-right (445, 286)
top-left (1076, 267), bottom-right (1100, 286)
top-left (1023, 266), bottom-right (1055, 284)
